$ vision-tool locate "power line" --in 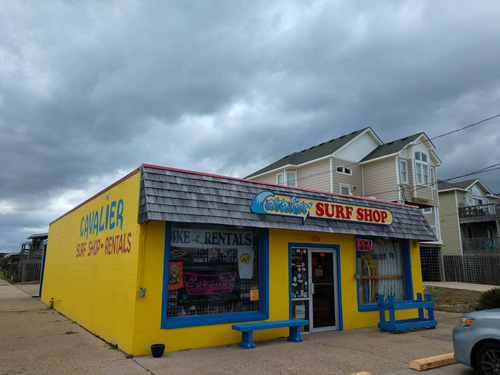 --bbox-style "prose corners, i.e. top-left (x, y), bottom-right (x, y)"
top-left (429, 113), bottom-right (500, 142)
top-left (270, 112), bottom-right (500, 186)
